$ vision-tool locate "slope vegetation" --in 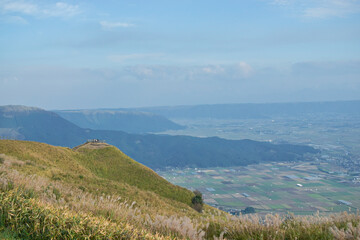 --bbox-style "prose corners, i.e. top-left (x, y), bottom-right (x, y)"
top-left (0, 140), bottom-right (193, 207)
top-left (0, 140), bottom-right (358, 239)
top-left (0, 140), bottom-right (211, 239)
top-left (74, 141), bottom-right (192, 203)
